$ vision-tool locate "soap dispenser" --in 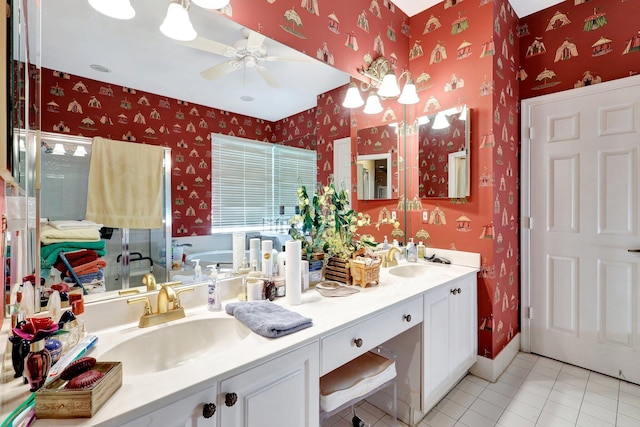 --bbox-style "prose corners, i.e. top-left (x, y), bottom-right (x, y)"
top-left (407, 238), bottom-right (417, 263)
top-left (192, 259), bottom-right (202, 281)
top-left (382, 236), bottom-right (390, 250)
top-left (206, 265), bottom-right (221, 311)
